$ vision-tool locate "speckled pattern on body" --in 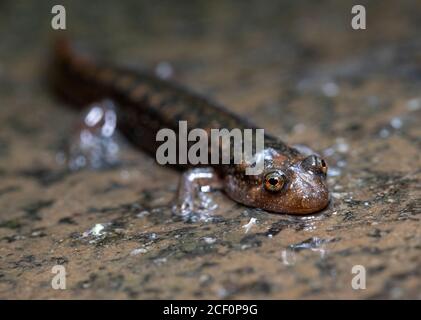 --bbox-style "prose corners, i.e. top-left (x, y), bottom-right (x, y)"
top-left (0, 0), bottom-right (420, 299)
